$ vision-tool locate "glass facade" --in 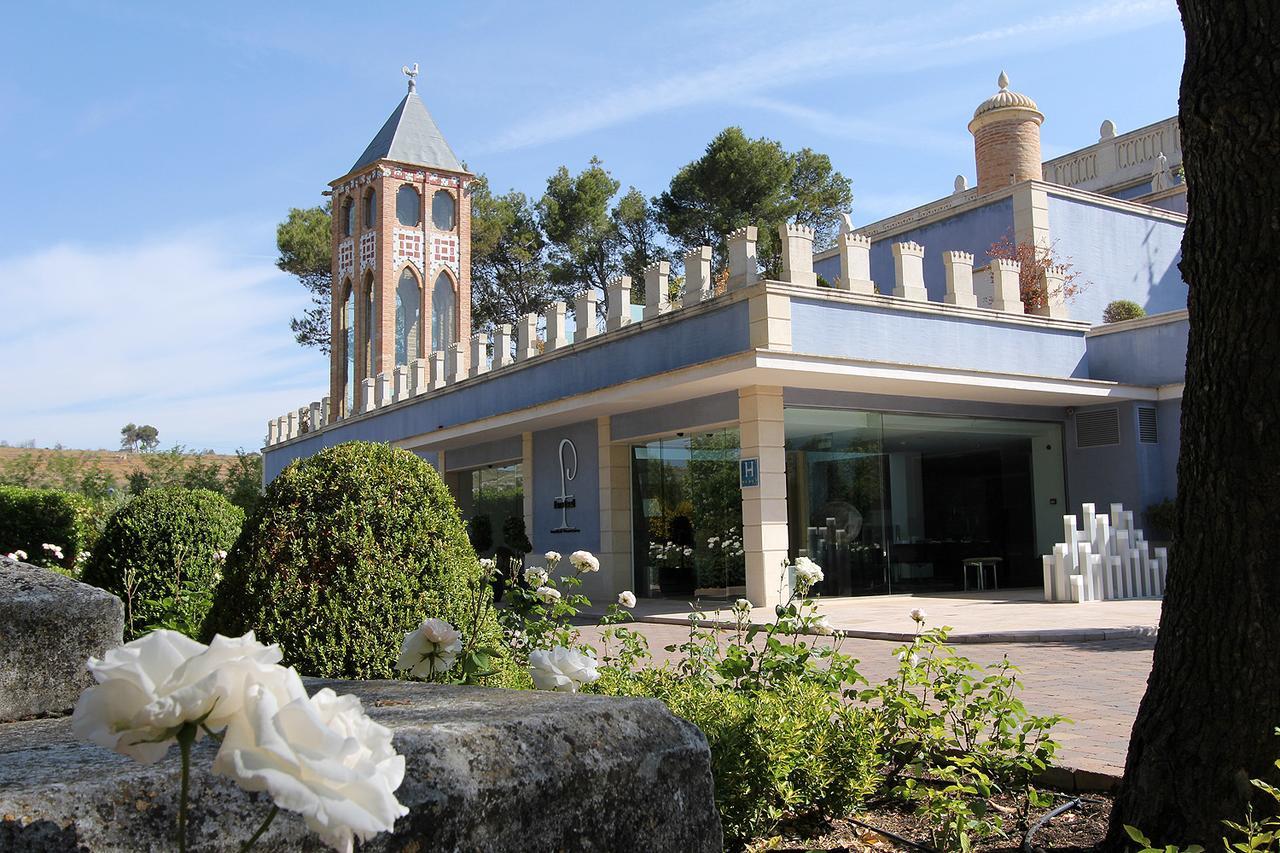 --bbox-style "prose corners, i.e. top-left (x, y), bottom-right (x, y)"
top-left (456, 463), bottom-right (524, 544)
top-left (631, 429), bottom-right (743, 600)
top-left (395, 268), bottom-right (421, 366)
top-left (784, 408), bottom-right (1065, 595)
top-left (431, 272), bottom-right (455, 353)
